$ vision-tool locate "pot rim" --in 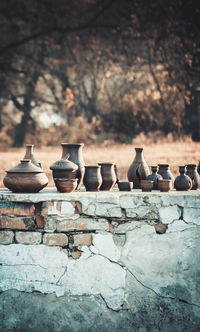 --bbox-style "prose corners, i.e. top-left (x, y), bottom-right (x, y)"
top-left (61, 143), bottom-right (84, 146)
